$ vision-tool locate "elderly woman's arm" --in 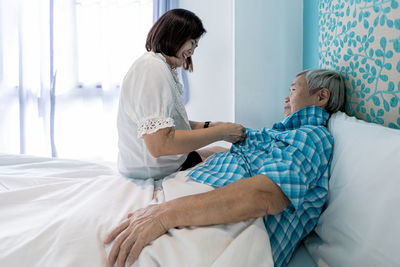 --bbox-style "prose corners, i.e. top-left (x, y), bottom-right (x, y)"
top-left (104, 174), bottom-right (290, 267)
